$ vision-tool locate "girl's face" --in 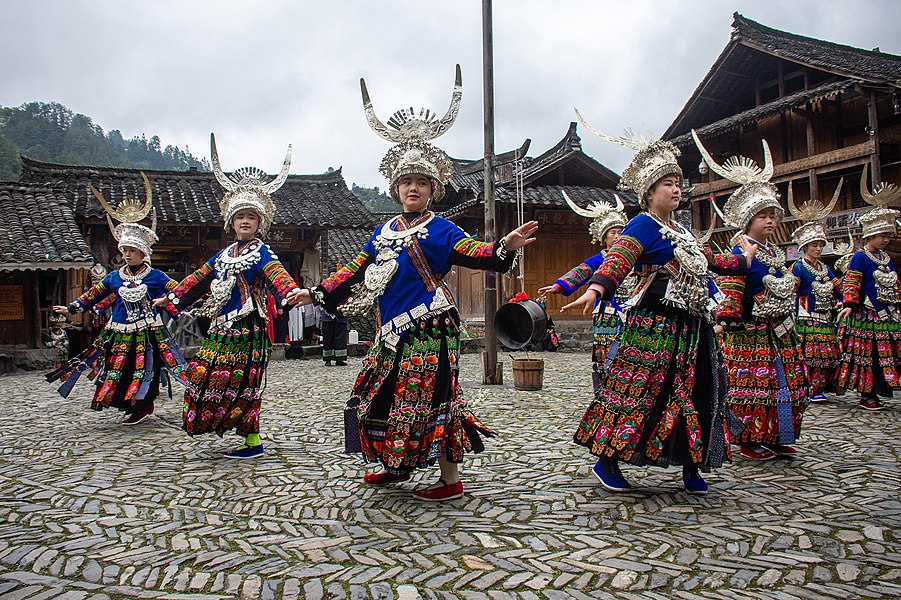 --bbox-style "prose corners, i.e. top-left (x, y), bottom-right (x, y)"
top-left (232, 210), bottom-right (260, 240)
top-left (603, 227), bottom-right (623, 250)
top-left (803, 240), bottom-right (825, 260)
top-left (867, 233), bottom-right (891, 250)
top-left (746, 208), bottom-right (778, 242)
top-left (121, 246), bottom-right (145, 266)
top-left (644, 175), bottom-right (682, 215)
top-left (396, 174), bottom-right (432, 213)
